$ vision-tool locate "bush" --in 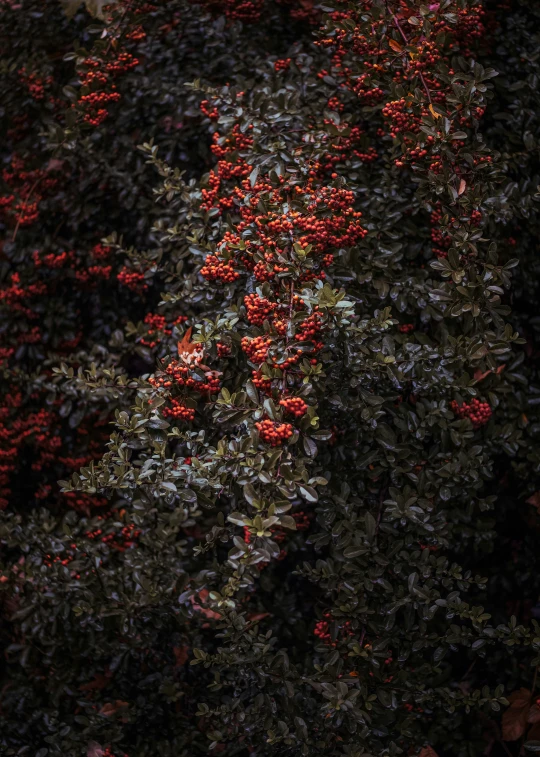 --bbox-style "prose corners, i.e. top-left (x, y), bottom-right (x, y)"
top-left (2, 0), bottom-right (540, 755)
